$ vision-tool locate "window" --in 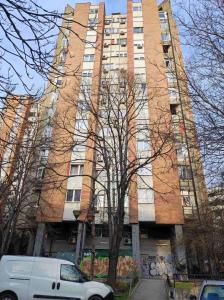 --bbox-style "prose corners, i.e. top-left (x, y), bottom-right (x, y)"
top-left (165, 58), bottom-right (173, 69)
top-left (176, 144), bottom-right (187, 159)
top-left (60, 265), bottom-right (80, 282)
top-left (75, 119), bottom-right (88, 132)
top-left (83, 54), bottom-right (95, 62)
top-left (56, 77), bottom-right (63, 85)
top-left (135, 43), bottom-right (144, 49)
top-left (170, 104), bottom-right (178, 115)
top-left (116, 52), bottom-right (127, 57)
top-left (59, 51), bottom-right (66, 62)
top-left (37, 167), bottom-right (45, 179)
top-left (62, 38), bottom-right (68, 48)
top-left (178, 165), bottom-right (192, 180)
top-left (168, 88), bottom-right (178, 99)
top-left (117, 38), bottom-right (127, 46)
top-left (119, 18), bottom-right (126, 24)
top-left (182, 195), bottom-right (191, 206)
top-left (65, 189), bottom-right (81, 202)
top-left (161, 32), bottom-right (171, 42)
top-left (163, 45), bottom-right (170, 54)
top-left (167, 72), bottom-right (176, 84)
top-left (89, 8), bottom-right (98, 14)
top-left (138, 188), bottom-right (153, 203)
top-left (88, 18), bottom-right (98, 27)
top-left (105, 19), bottom-right (111, 25)
top-left (82, 70), bottom-right (92, 77)
top-left (159, 11), bottom-right (167, 20)
top-left (201, 285), bottom-right (224, 300)
top-left (70, 164), bottom-right (84, 176)
top-left (29, 112), bottom-right (36, 117)
top-left (73, 145), bottom-right (86, 152)
top-left (137, 140), bottom-right (150, 151)
top-left (160, 21), bottom-right (169, 32)
top-left (40, 148), bottom-right (49, 159)
top-left (134, 54), bottom-right (145, 60)
top-left (137, 165), bottom-right (151, 176)
top-left (134, 27), bottom-right (144, 33)
top-left (141, 83), bottom-right (147, 93)
top-left (133, 6), bottom-right (142, 11)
